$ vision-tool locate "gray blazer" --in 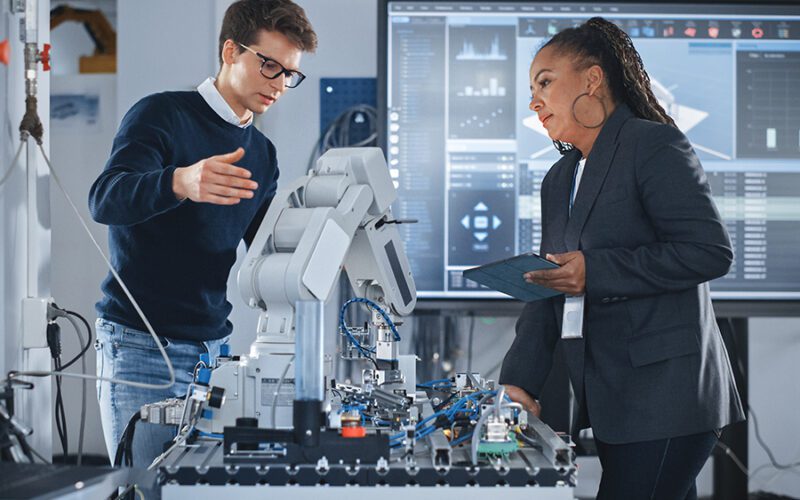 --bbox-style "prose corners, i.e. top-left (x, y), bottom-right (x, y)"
top-left (500, 104), bottom-right (745, 444)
